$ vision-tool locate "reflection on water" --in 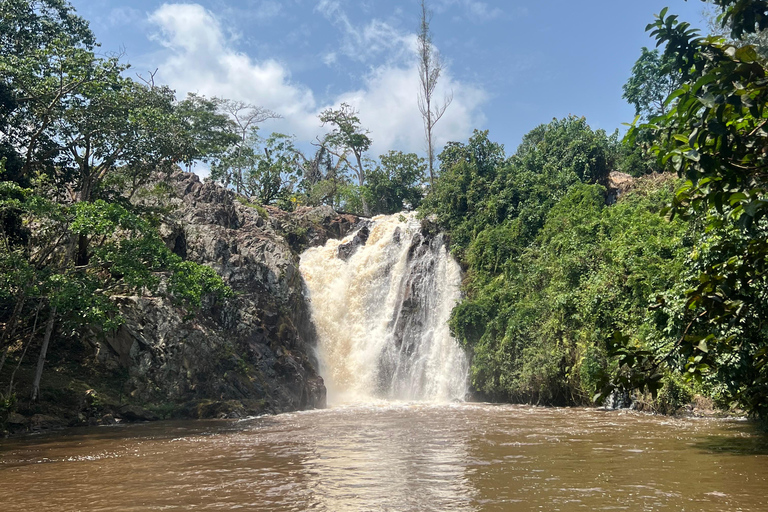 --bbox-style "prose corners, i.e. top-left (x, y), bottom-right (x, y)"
top-left (1, 403), bottom-right (767, 511)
